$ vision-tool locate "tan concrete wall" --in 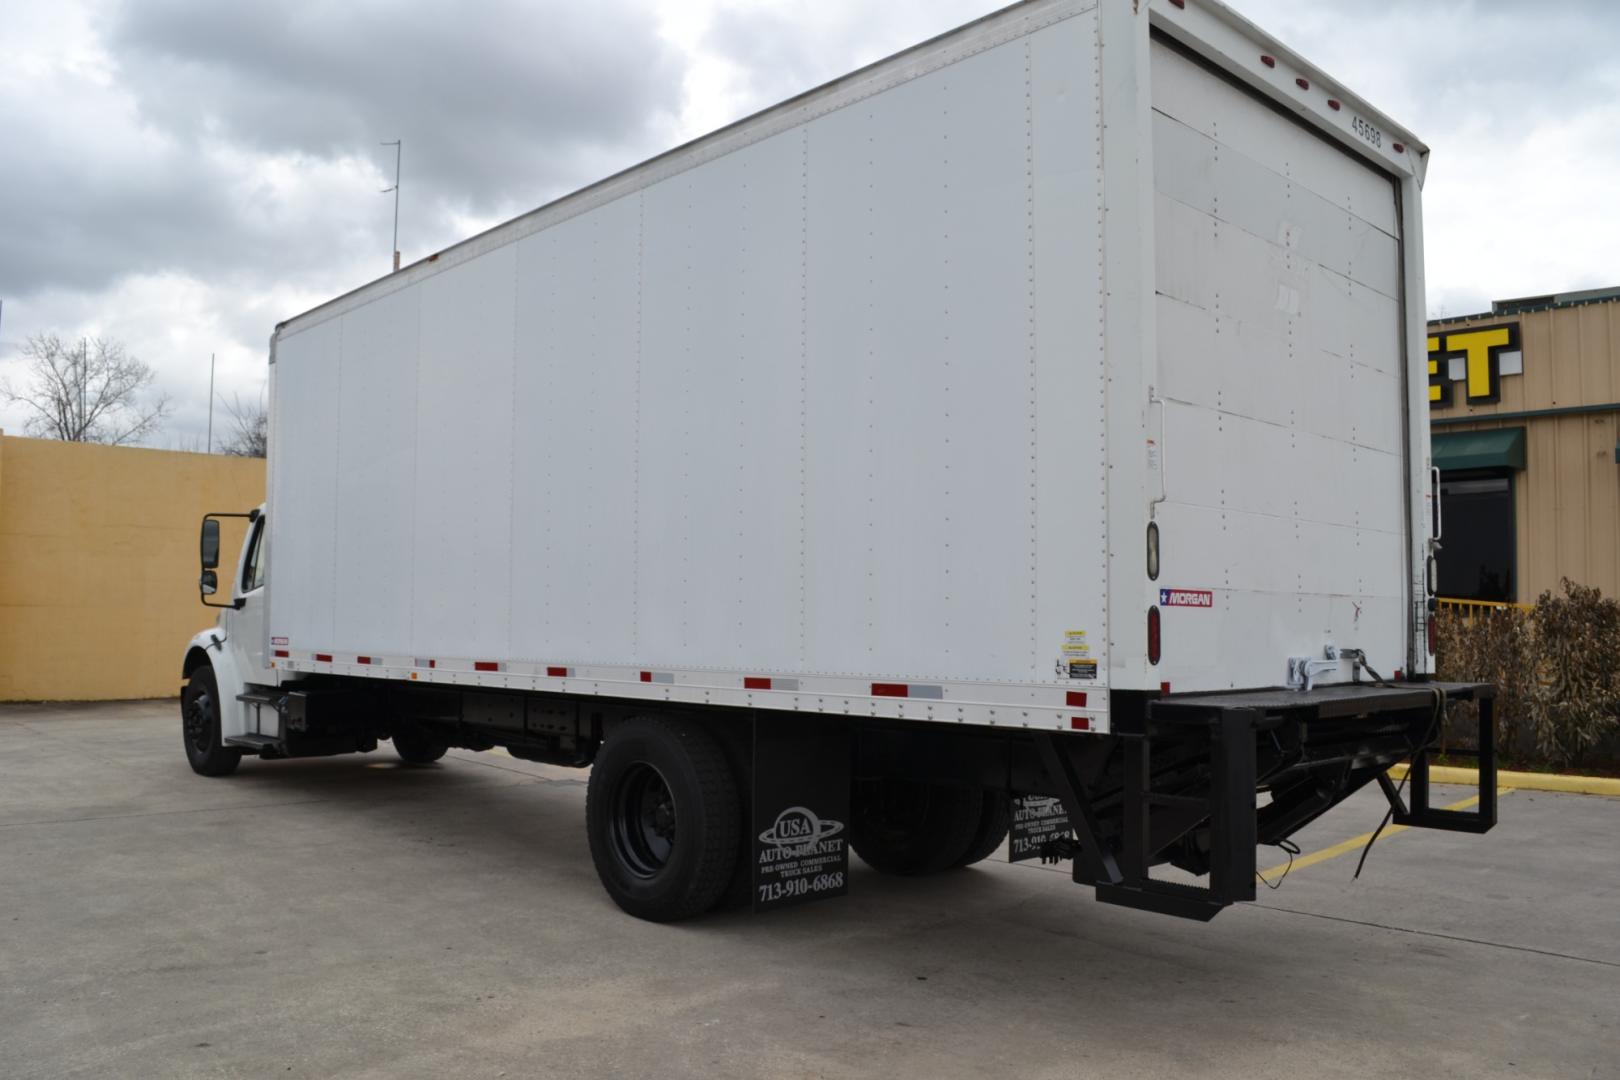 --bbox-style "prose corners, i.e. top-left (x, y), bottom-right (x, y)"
top-left (0, 434), bottom-right (265, 701)
top-left (1430, 298), bottom-right (1620, 600)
